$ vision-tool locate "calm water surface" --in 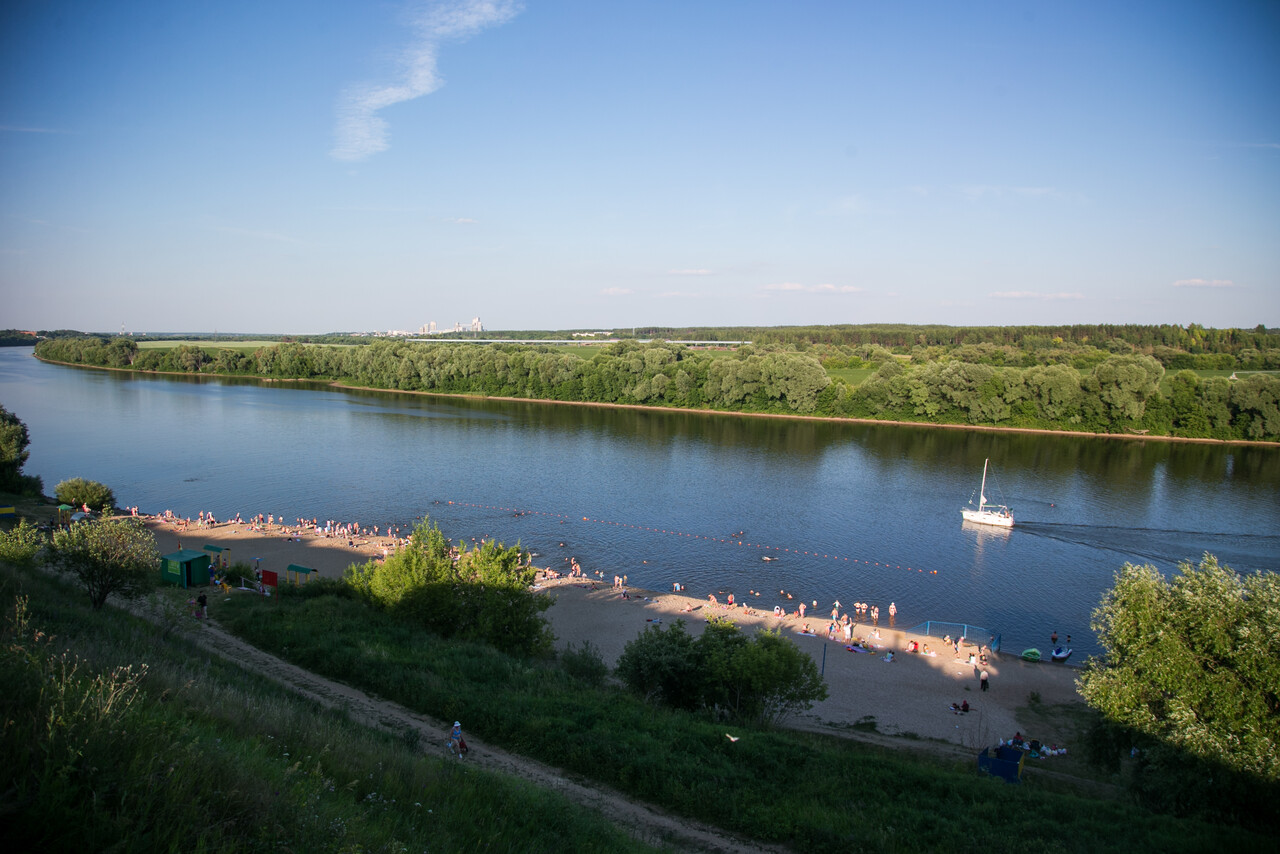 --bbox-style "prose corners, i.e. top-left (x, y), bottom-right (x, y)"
top-left (4, 347), bottom-right (1277, 657)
